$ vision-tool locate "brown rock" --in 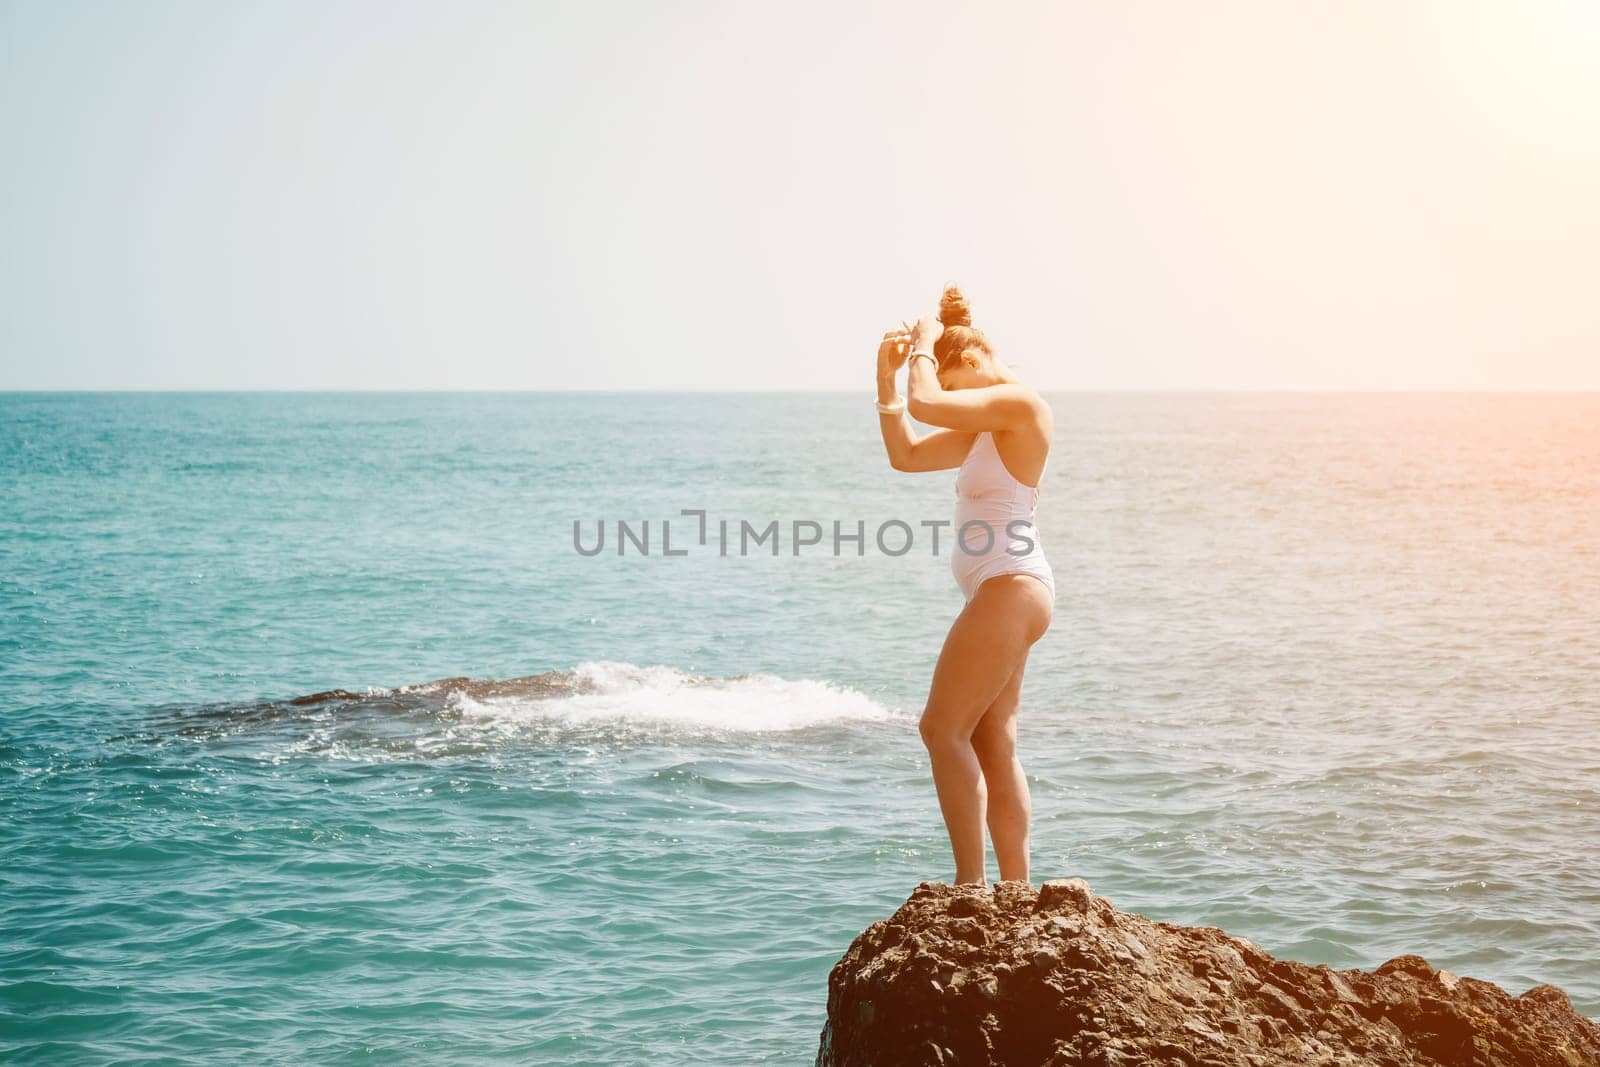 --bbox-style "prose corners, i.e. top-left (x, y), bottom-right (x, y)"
top-left (1037, 878), bottom-right (1095, 916)
top-left (816, 878), bottom-right (1600, 1066)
